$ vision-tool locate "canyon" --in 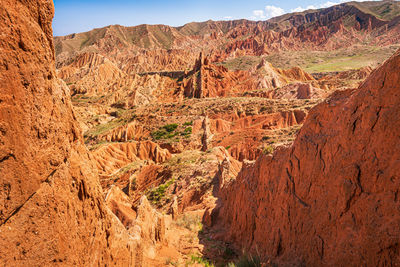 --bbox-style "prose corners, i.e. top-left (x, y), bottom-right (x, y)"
top-left (1, 0), bottom-right (400, 266)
